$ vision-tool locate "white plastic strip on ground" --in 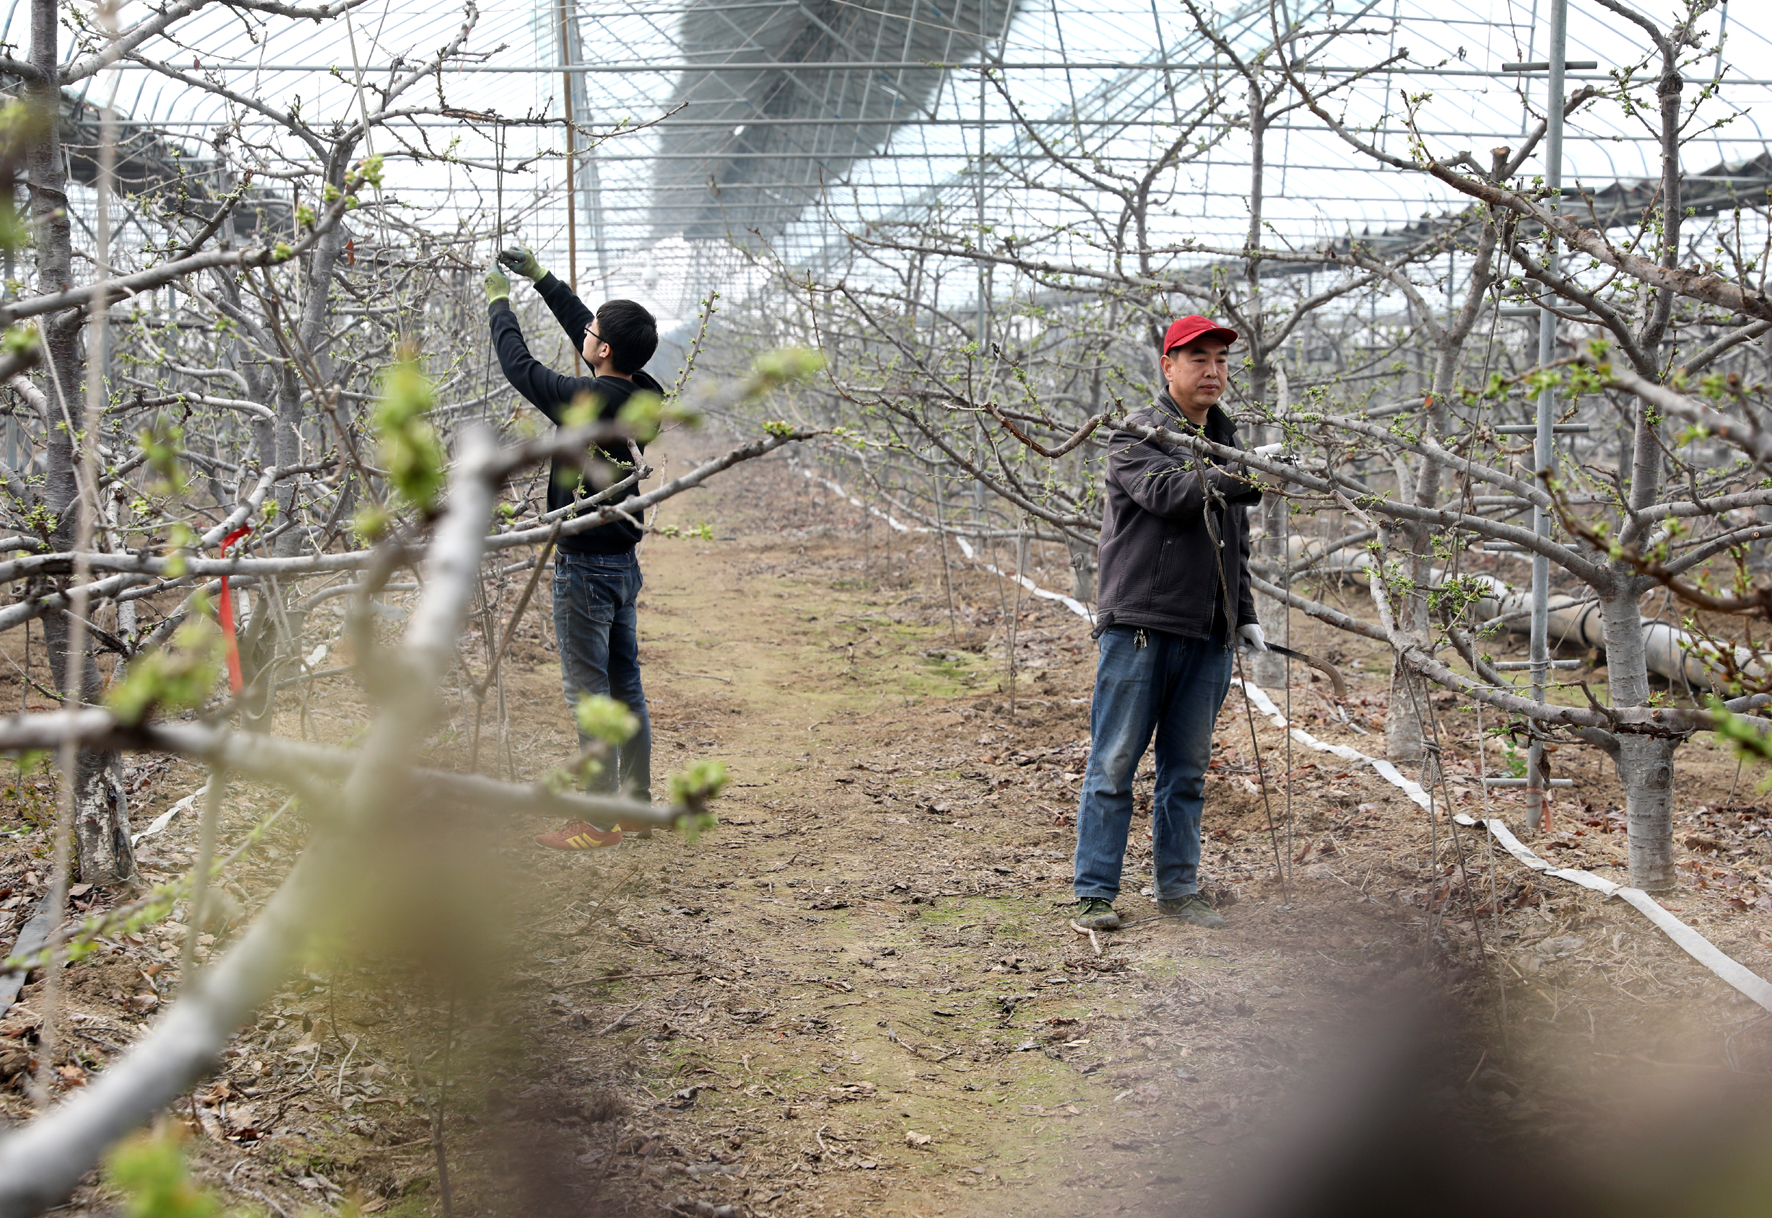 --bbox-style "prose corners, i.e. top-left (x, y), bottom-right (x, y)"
top-left (794, 463), bottom-right (1094, 621)
top-left (948, 536), bottom-right (1096, 622)
top-left (1241, 675), bottom-right (1772, 1013)
top-left (131, 785), bottom-right (206, 847)
top-left (1453, 813), bottom-right (1772, 1012)
top-left (795, 459), bottom-right (1772, 1011)
top-left (1233, 679), bottom-right (1433, 812)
